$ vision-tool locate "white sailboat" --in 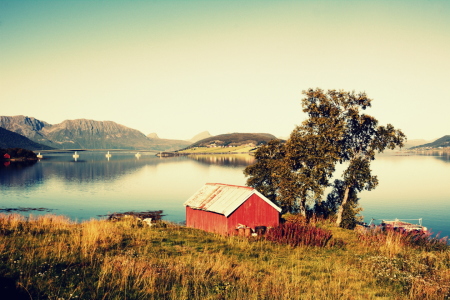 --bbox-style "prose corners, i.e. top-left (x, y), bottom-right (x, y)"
top-left (37, 152), bottom-right (43, 159)
top-left (73, 151), bottom-right (79, 161)
top-left (106, 151), bottom-right (112, 161)
top-left (135, 152), bottom-right (141, 159)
